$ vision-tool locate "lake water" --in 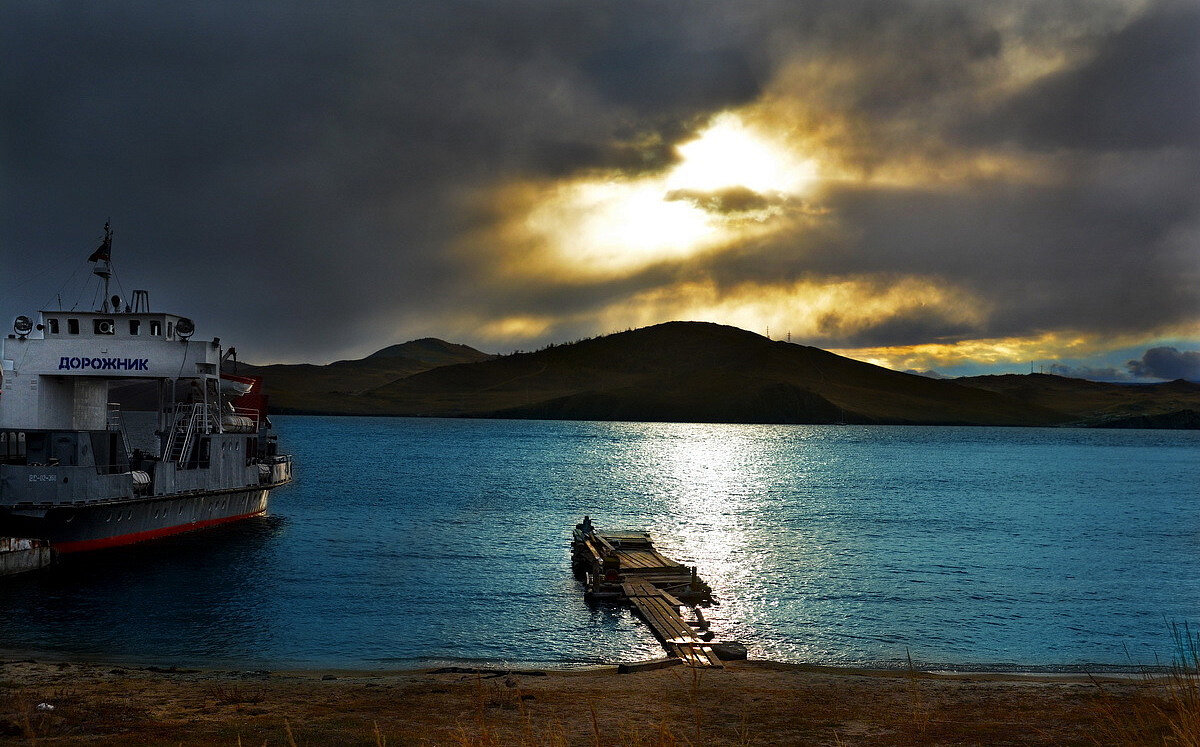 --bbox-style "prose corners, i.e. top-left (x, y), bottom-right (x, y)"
top-left (2, 417), bottom-right (1198, 672)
